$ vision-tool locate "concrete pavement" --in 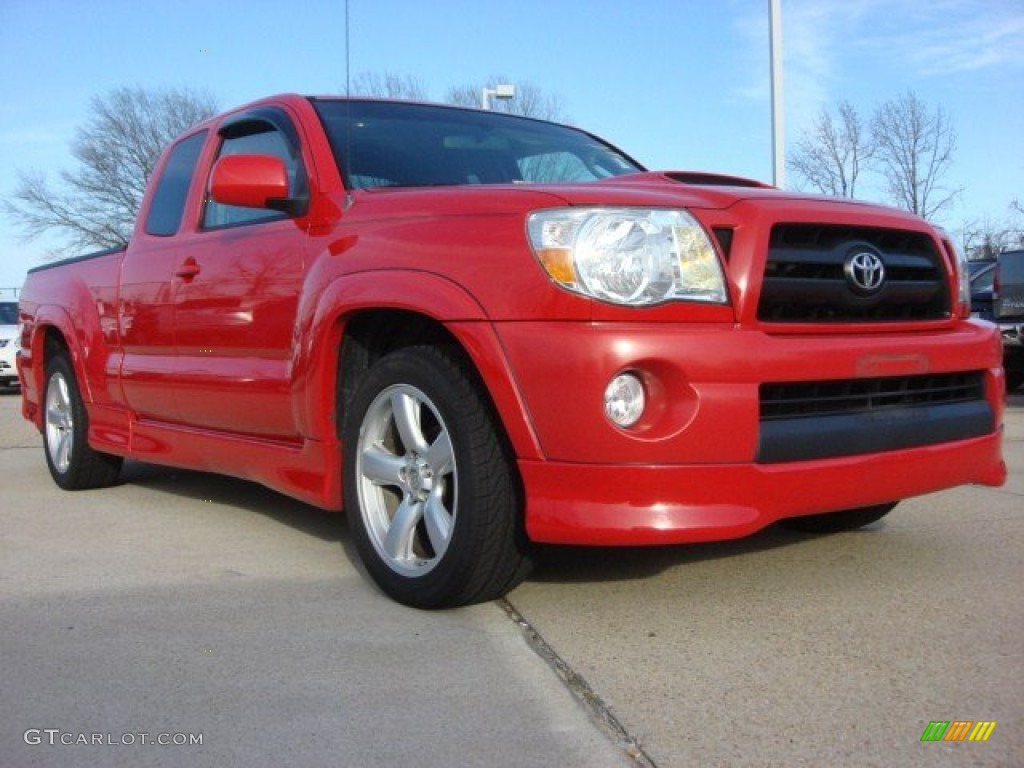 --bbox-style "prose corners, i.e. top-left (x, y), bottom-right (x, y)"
top-left (0, 392), bottom-right (630, 768)
top-left (507, 392), bottom-right (1024, 767)
top-left (1, 389), bottom-right (1020, 767)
